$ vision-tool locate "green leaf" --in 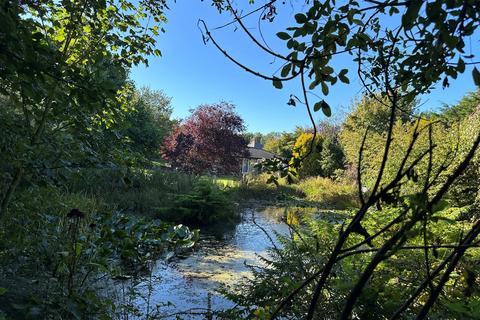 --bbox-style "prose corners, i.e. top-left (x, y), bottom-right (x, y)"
top-left (473, 67), bottom-right (480, 86)
top-left (457, 57), bottom-right (465, 73)
top-left (75, 243), bottom-right (83, 256)
top-left (294, 13), bottom-right (308, 24)
top-left (313, 100), bottom-right (332, 117)
top-left (321, 101), bottom-right (332, 117)
top-left (272, 78), bottom-right (283, 89)
top-left (389, 6), bottom-right (400, 16)
top-left (287, 97), bottom-right (296, 106)
top-left (402, 0), bottom-right (423, 29)
top-left (277, 32), bottom-right (290, 40)
top-left (287, 39), bottom-right (294, 49)
top-left (321, 82), bottom-right (329, 95)
top-left (281, 64), bottom-right (292, 77)
top-left (339, 69), bottom-right (350, 84)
